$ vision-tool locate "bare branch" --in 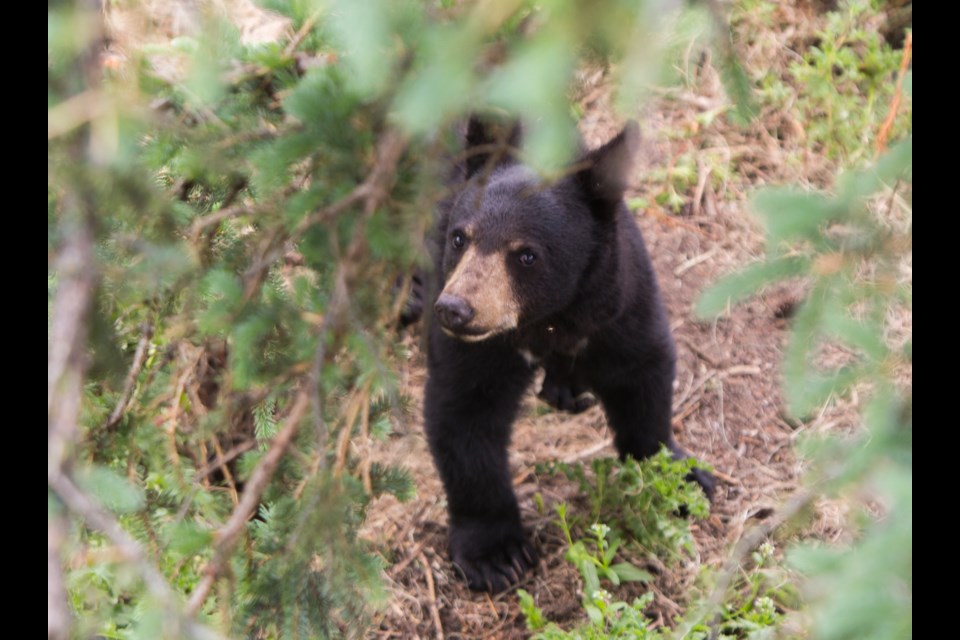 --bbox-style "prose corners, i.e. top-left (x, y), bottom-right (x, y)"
top-left (193, 439), bottom-right (257, 482)
top-left (188, 204), bottom-right (254, 238)
top-left (104, 323), bottom-right (154, 431)
top-left (48, 510), bottom-right (70, 640)
top-left (48, 196), bottom-right (96, 480)
top-left (186, 388), bottom-right (311, 616)
top-left (47, 89), bottom-right (111, 140)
